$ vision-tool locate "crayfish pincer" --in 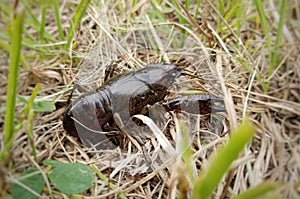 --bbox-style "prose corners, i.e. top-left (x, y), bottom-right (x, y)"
top-left (63, 63), bottom-right (225, 152)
